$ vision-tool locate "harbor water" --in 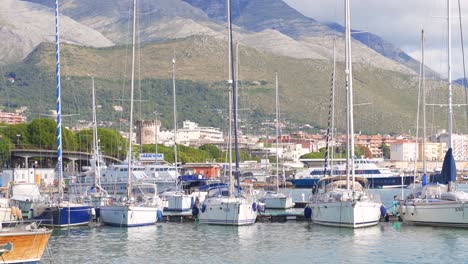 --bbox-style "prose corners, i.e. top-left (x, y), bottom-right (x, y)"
top-left (42, 187), bottom-right (468, 264)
